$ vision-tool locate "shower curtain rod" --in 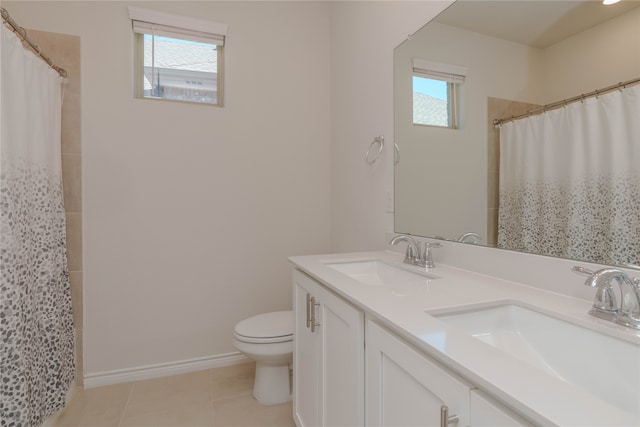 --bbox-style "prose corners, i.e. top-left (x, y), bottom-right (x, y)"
top-left (1, 7), bottom-right (67, 78)
top-left (493, 77), bottom-right (640, 127)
